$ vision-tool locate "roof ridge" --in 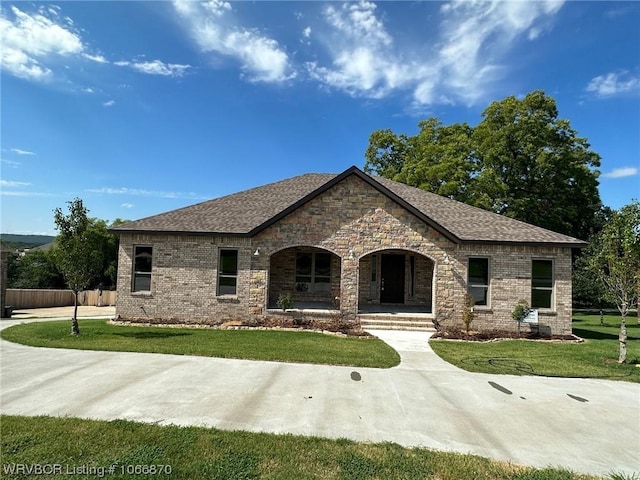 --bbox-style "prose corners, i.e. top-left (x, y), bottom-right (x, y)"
top-left (111, 165), bottom-right (586, 246)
